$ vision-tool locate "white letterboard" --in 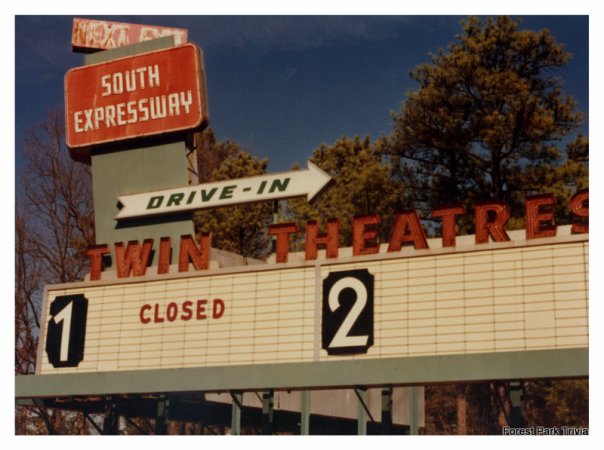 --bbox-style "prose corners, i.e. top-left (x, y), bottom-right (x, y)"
top-left (38, 238), bottom-right (588, 374)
